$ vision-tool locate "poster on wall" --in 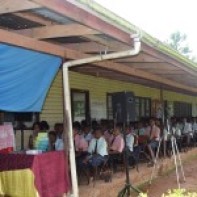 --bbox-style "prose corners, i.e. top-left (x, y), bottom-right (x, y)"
top-left (91, 101), bottom-right (106, 120)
